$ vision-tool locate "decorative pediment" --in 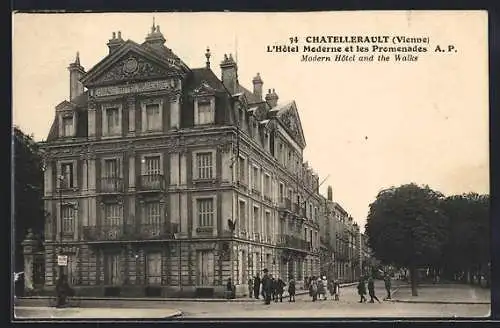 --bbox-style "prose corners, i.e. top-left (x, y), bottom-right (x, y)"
top-left (81, 41), bottom-right (184, 87)
top-left (55, 100), bottom-right (76, 112)
top-left (276, 101), bottom-right (306, 148)
top-left (191, 80), bottom-right (217, 97)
